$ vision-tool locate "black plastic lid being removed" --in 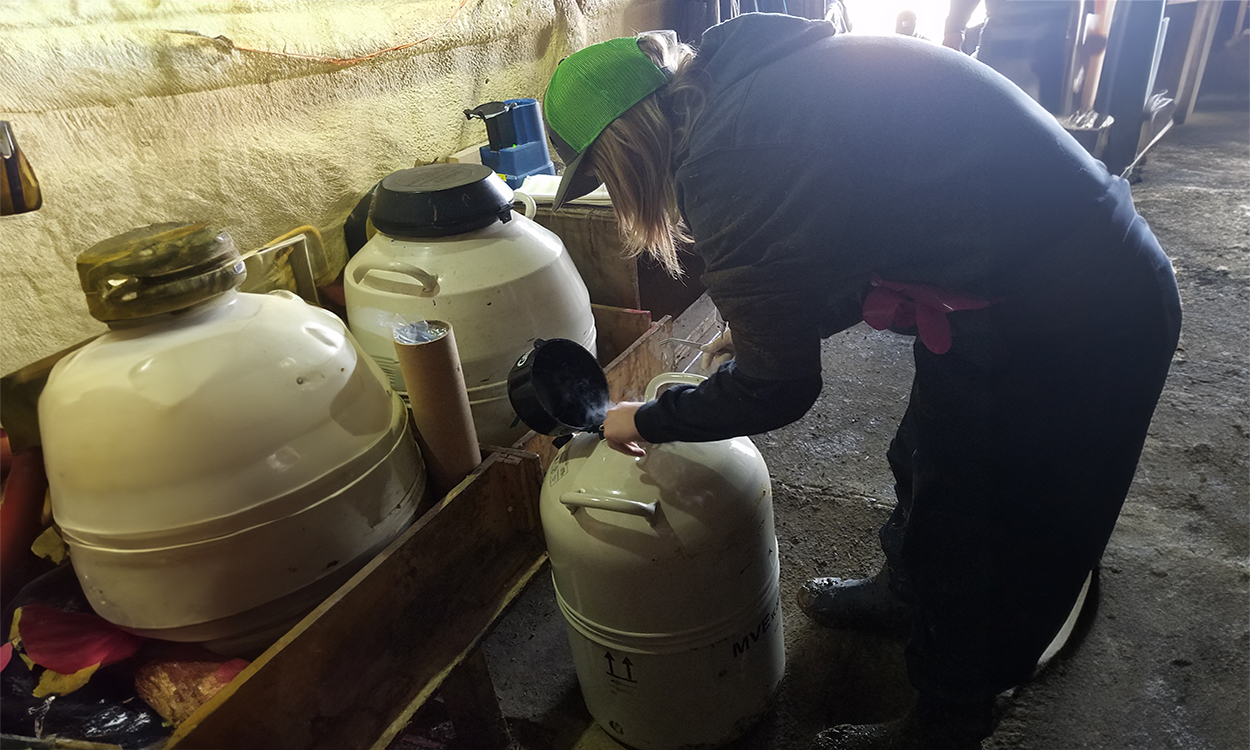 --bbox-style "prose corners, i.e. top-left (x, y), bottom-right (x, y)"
top-left (370, 163), bottom-right (515, 239)
top-left (77, 222), bottom-right (245, 322)
top-left (508, 339), bottom-right (609, 439)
